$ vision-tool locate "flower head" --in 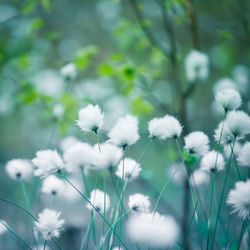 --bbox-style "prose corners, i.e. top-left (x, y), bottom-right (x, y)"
top-left (184, 131), bottom-right (209, 155)
top-left (215, 88), bottom-right (242, 112)
top-left (35, 209), bottom-right (65, 240)
top-left (200, 150), bottom-right (225, 172)
top-left (108, 115), bottom-right (140, 148)
top-left (86, 189), bottom-right (110, 214)
top-left (115, 158), bottom-right (141, 181)
top-left (126, 212), bottom-right (179, 248)
top-left (32, 150), bottom-right (64, 177)
top-left (60, 63), bottom-right (77, 81)
top-left (77, 104), bottom-right (104, 133)
top-left (227, 179), bottom-right (250, 220)
top-left (237, 142), bottom-right (250, 167)
top-left (191, 170), bottom-right (210, 187)
top-left (162, 115), bottom-right (182, 139)
top-left (148, 117), bottom-right (168, 140)
top-left (60, 136), bottom-right (80, 152)
top-left (41, 175), bottom-right (65, 197)
top-left (128, 193), bottom-right (151, 213)
top-left (6, 159), bottom-right (33, 181)
top-left (184, 50), bottom-right (209, 83)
